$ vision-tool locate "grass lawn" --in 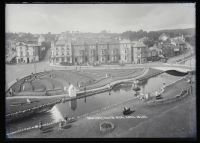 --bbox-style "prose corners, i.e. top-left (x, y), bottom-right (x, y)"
top-left (6, 68), bottom-right (163, 116)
